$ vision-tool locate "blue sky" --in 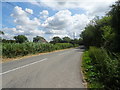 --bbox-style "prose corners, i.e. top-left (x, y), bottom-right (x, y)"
top-left (2, 0), bottom-right (115, 41)
top-left (2, 2), bottom-right (56, 28)
top-left (2, 2), bottom-right (85, 28)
